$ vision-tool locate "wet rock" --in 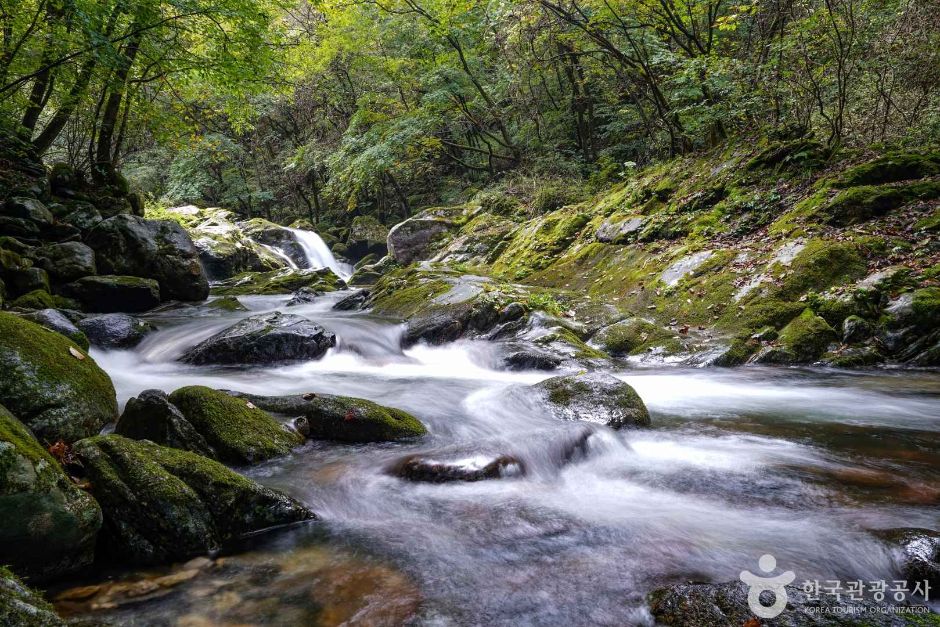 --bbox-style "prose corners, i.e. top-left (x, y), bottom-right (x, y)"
top-left (821, 345), bottom-right (884, 368)
top-left (387, 216), bottom-right (453, 264)
top-left (0, 312), bottom-right (118, 443)
top-left (286, 287), bottom-right (321, 306)
top-left (842, 315), bottom-right (873, 344)
top-left (751, 309), bottom-right (837, 364)
top-left (333, 289), bottom-right (370, 310)
top-left (77, 313), bottom-right (156, 349)
top-left (10, 289), bottom-right (57, 310)
top-left (345, 215), bottom-right (389, 260)
top-left (61, 275), bottom-right (161, 313)
top-left (33, 241), bottom-right (96, 283)
top-left (180, 312), bottom-right (336, 365)
top-left (7, 266), bottom-right (49, 296)
top-left (241, 219), bottom-right (307, 267)
top-left (875, 528), bottom-right (940, 588)
top-left (592, 317), bottom-right (679, 356)
top-left (19, 308), bottom-right (89, 350)
top-left (649, 580), bottom-right (906, 626)
top-left (61, 202), bottom-right (102, 233)
top-left (231, 392), bottom-right (428, 443)
top-left (167, 386), bottom-right (303, 464)
top-left (533, 372), bottom-right (650, 429)
top-left (0, 405), bottom-right (101, 582)
top-left (0, 565), bottom-right (66, 625)
top-left (190, 209), bottom-right (279, 279)
top-left (0, 215), bottom-right (40, 239)
top-left (72, 435), bottom-right (315, 565)
top-left (115, 389), bottom-right (215, 458)
top-left (212, 267), bottom-right (344, 296)
top-left (85, 215), bottom-right (209, 301)
top-left (2, 197), bottom-right (53, 224)
top-left (390, 454), bottom-right (524, 483)
top-left (501, 345), bottom-right (562, 371)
